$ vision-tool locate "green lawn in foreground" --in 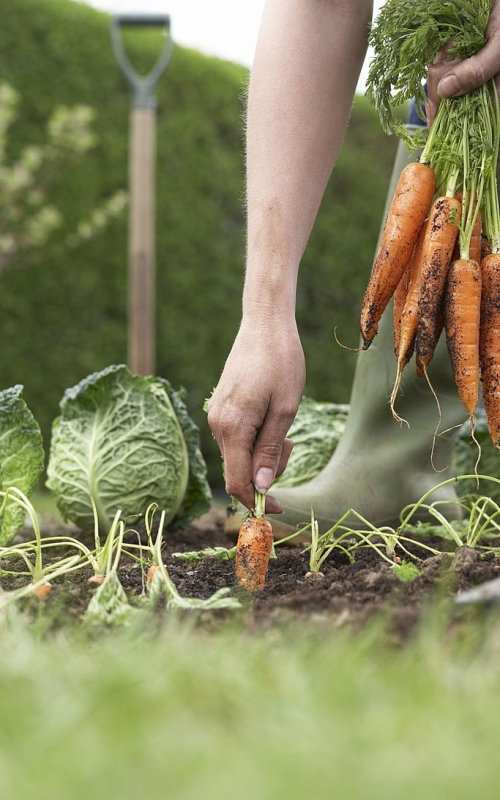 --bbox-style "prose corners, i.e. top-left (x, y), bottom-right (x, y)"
top-left (0, 610), bottom-right (499, 799)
